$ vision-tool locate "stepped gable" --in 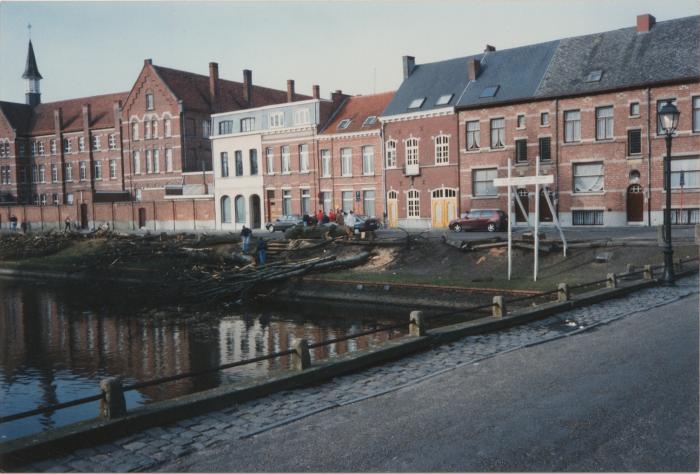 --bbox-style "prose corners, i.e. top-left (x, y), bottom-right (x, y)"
top-left (321, 91), bottom-right (395, 134)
